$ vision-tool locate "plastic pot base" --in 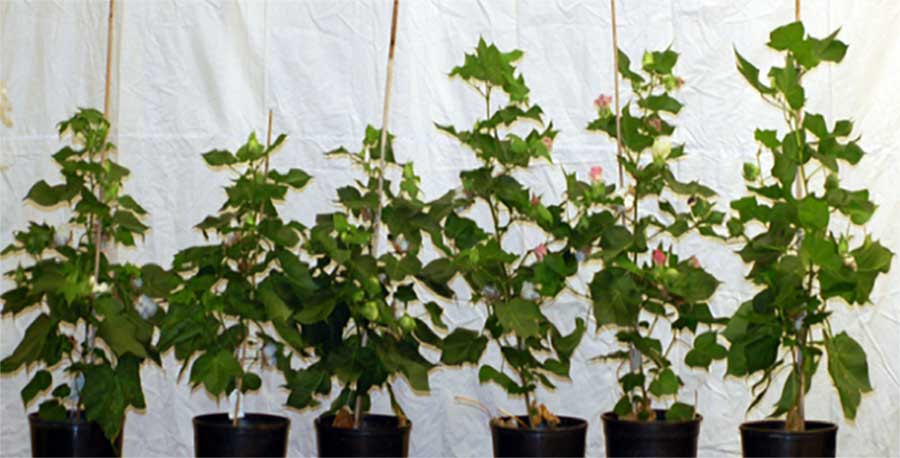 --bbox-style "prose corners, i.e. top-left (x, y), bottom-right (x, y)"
top-left (491, 416), bottom-right (588, 457)
top-left (193, 412), bottom-right (289, 457)
top-left (315, 414), bottom-right (411, 457)
top-left (29, 411), bottom-right (122, 457)
top-left (740, 420), bottom-right (837, 457)
top-left (601, 410), bottom-right (702, 457)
